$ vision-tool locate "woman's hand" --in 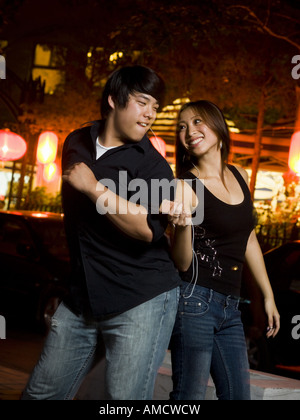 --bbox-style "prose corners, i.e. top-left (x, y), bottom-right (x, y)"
top-left (160, 200), bottom-right (192, 227)
top-left (160, 199), bottom-right (193, 271)
top-left (160, 179), bottom-right (196, 226)
top-left (244, 230), bottom-right (280, 339)
top-left (264, 297), bottom-right (280, 338)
